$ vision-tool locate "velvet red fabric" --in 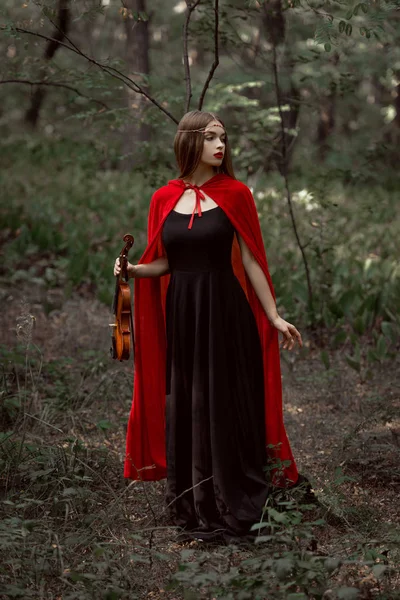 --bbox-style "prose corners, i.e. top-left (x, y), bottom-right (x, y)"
top-left (124, 173), bottom-right (299, 486)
